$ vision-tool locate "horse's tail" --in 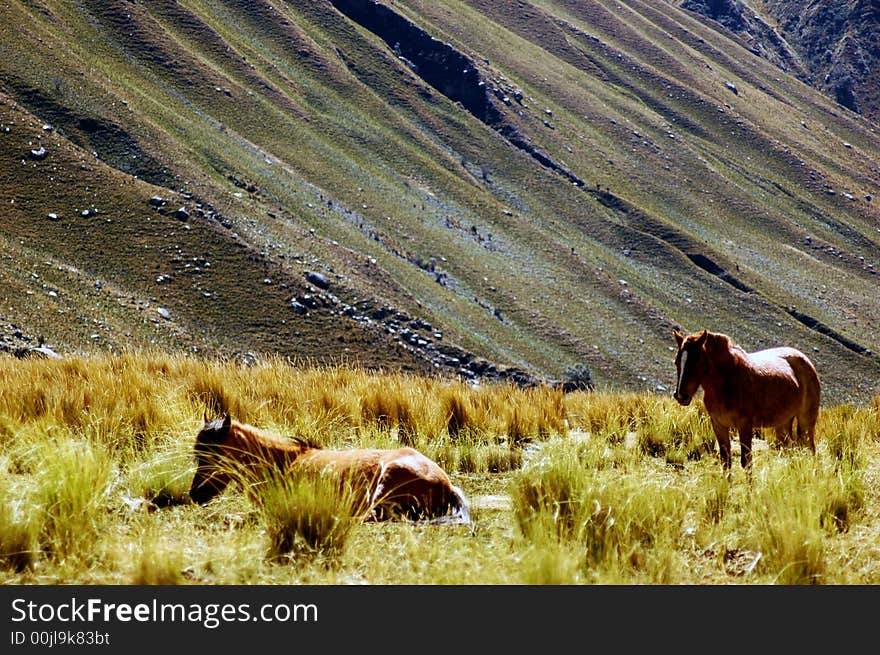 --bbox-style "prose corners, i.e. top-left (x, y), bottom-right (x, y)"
top-left (792, 352), bottom-right (821, 453)
top-left (429, 484), bottom-right (471, 526)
